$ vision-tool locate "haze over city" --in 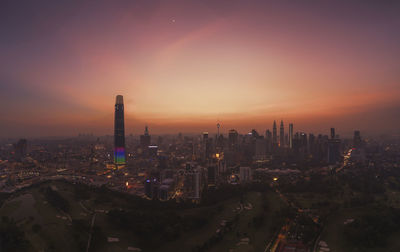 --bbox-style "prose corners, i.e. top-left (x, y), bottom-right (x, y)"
top-left (1, 0), bottom-right (399, 137)
top-left (2, 1), bottom-right (400, 252)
